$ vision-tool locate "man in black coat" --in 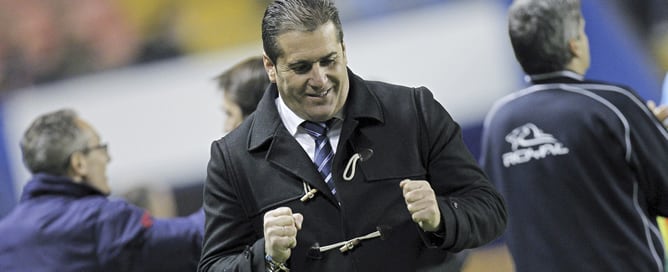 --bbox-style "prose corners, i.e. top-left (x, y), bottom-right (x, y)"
top-left (199, 0), bottom-right (507, 271)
